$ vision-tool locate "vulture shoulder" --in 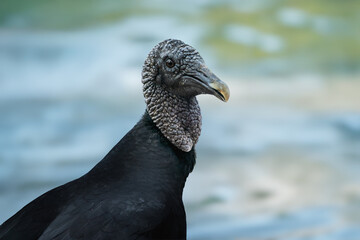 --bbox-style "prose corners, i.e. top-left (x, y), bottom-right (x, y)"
top-left (0, 112), bottom-right (192, 240)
